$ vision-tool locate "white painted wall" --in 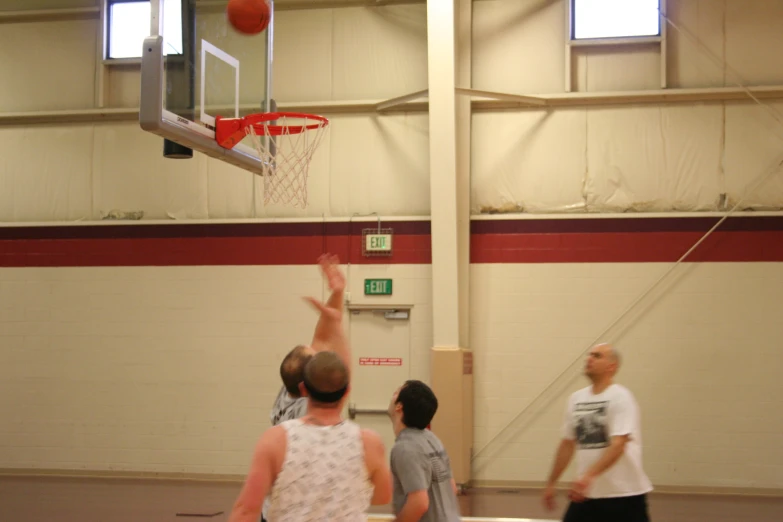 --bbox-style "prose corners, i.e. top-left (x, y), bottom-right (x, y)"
top-left (2, 258), bottom-right (782, 489)
top-left (470, 261), bottom-right (783, 489)
top-left (0, 263), bottom-right (433, 474)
